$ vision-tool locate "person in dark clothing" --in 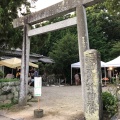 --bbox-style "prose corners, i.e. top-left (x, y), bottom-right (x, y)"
top-left (29, 75), bottom-right (34, 86)
top-left (28, 67), bottom-right (34, 86)
top-left (34, 68), bottom-right (38, 77)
